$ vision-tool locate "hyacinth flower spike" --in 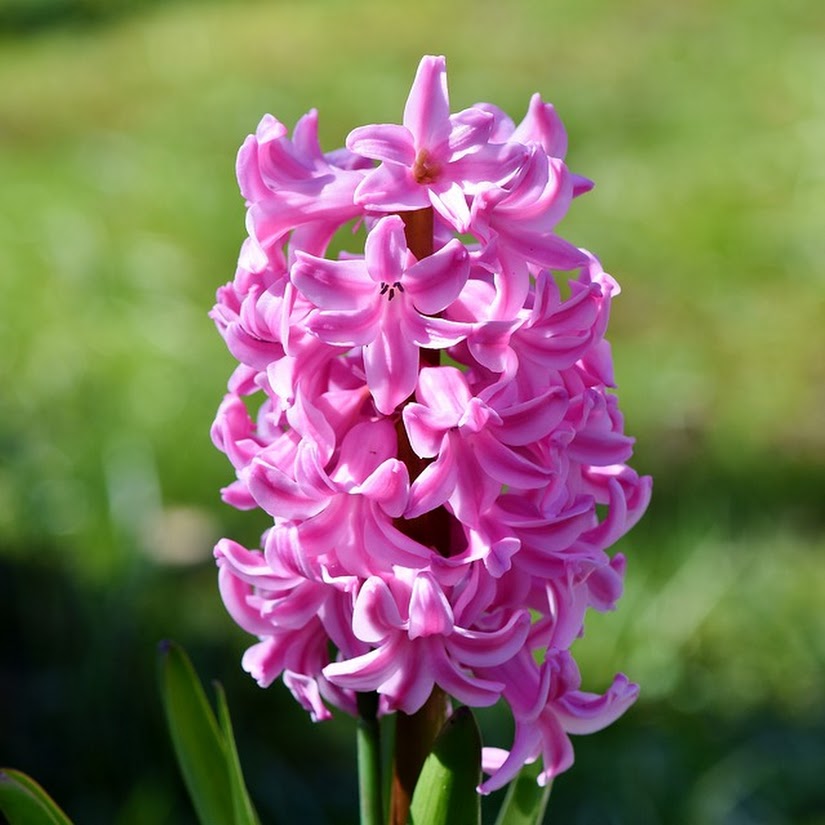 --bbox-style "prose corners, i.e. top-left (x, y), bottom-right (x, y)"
top-left (211, 53), bottom-right (651, 825)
